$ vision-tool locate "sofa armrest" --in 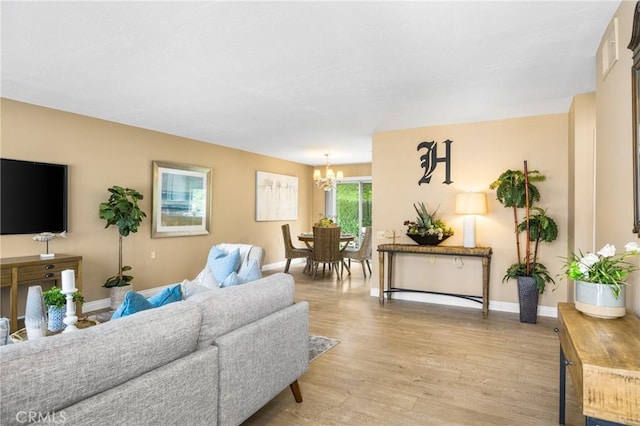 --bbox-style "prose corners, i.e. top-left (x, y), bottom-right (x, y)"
top-left (215, 301), bottom-right (309, 426)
